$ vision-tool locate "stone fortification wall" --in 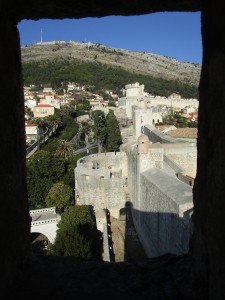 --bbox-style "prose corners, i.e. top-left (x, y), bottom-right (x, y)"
top-left (114, 107), bottom-right (127, 120)
top-left (75, 152), bottom-right (128, 219)
top-left (118, 83), bottom-right (198, 123)
top-left (118, 96), bottom-right (148, 119)
top-left (121, 129), bottom-right (135, 145)
top-left (163, 142), bottom-right (196, 154)
top-left (133, 107), bottom-right (163, 139)
top-left (92, 106), bottom-right (116, 115)
top-left (163, 154), bottom-right (184, 174)
top-left (127, 143), bottom-right (138, 213)
top-left (124, 82), bottom-right (144, 97)
top-left (118, 98), bottom-right (126, 107)
top-left (146, 96), bottom-right (199, 110)
top-left (78, 152), bottom-right (128, 177)
top-left (126, 97), bottom-right (140, 119)
top-left (127, 141), bottom-right (164, 225)
top-left (163, 143), bottom-right (197, 178)
top-left (144, 125), bottom-right (186, 144)
top-left (147, 145), bottom-right (164, 169)
top-left (95, 209), bottom-right (110, 262)
top-left (133, 167), bottom-right (193, 257)
top-left (75, 139), bottom-right (195, 258)
top-left (75, 165), bottom-right (125, 218)
top-left (127, 136), bottom-right (194, 258)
